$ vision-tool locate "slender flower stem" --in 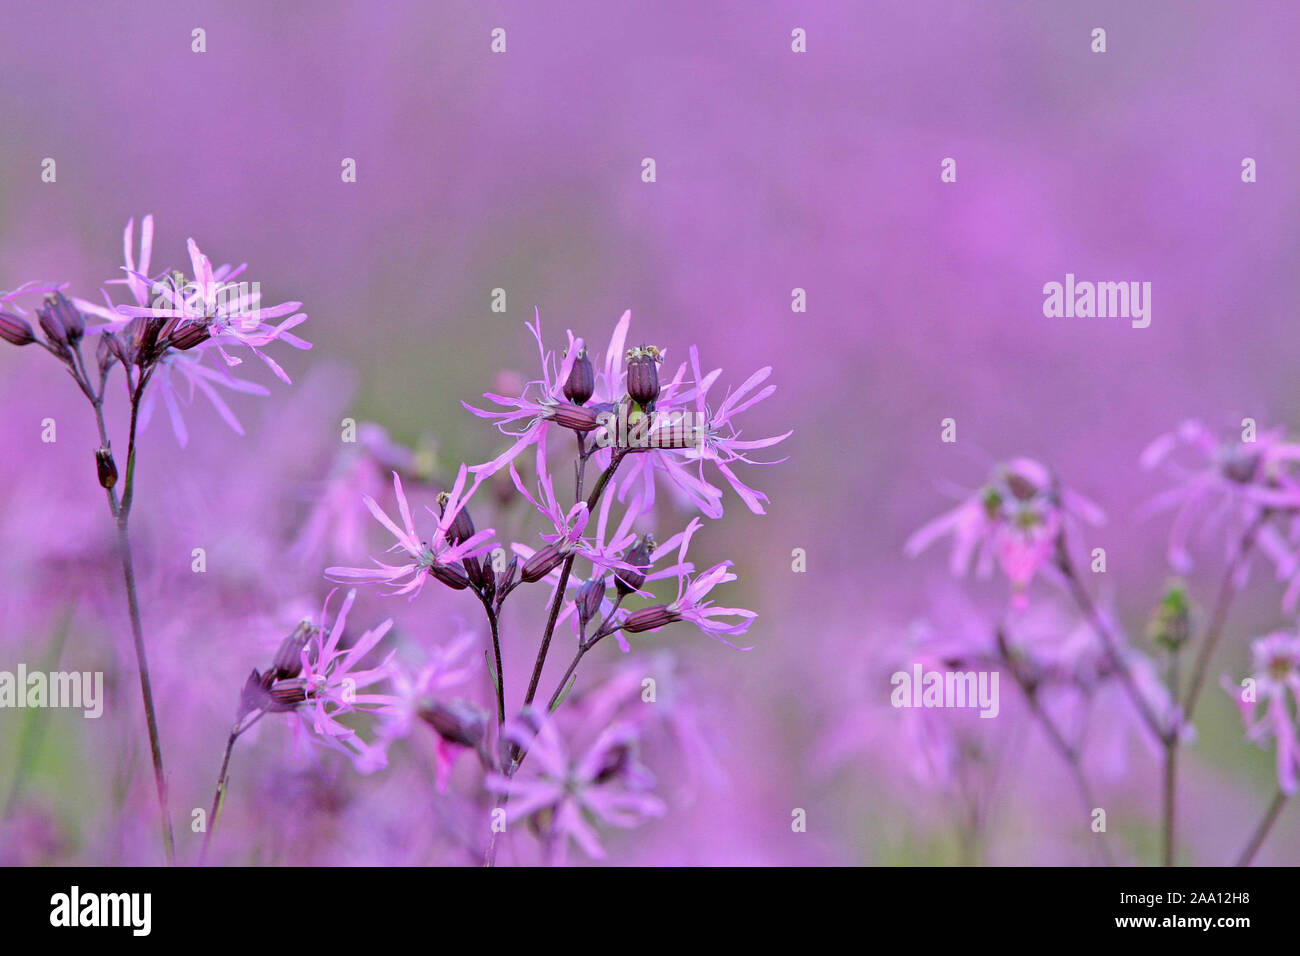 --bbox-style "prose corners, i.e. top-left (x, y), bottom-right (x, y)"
top-left (1235, 790), bottom-right (1288, 867)
top-left (521, 451), bottom-right (624, 709)
top-left (1161, 744), bottom-right (1177, 866)
top-left (115, 518), bottom-right (174, 864)
top-left (199, 712), bottom-right (262, 866)
top-left (1059, 552), bottom-right (1168, 743)
top-left (200, 729), bottom-right (239, 866)
top-left (488, 448), bottom-right (625, 867)
top-left (1059, 547), bottom-right (1186, 865)
top-left (1181, 513), bottom-right (1267, 721)
top-left (483, 600), bottom-right (506, 729)
top-left (997, 633), bottom-right (1114, 867)
top-left (484, 811), bottom-right (504, 867)
top-left (1160, 639), bottom-right (1183, 867)
top-left (74, 351), bottom-right (173, 864)
top-left (1159, 515), bottom-right (1265, 867)
top-left (546, 595), bottom-right (626, 713)
top-left (547, 650), bottom-right (585, 713)
top-left (101, 368), bottom-right (174, 864)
